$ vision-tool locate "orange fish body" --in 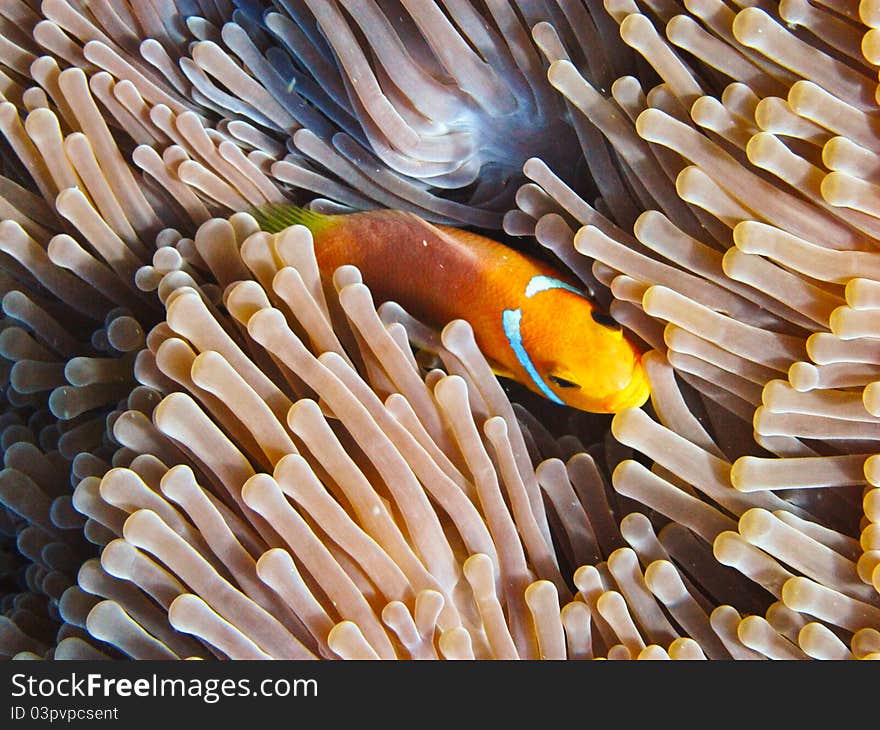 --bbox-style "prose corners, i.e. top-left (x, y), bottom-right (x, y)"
top-left (258, 207), bottom-right (650, 414)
